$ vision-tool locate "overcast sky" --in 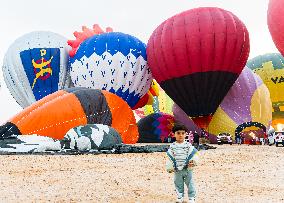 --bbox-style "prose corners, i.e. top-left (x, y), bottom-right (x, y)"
top-left (0, 0), bottom-right (278, 123)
